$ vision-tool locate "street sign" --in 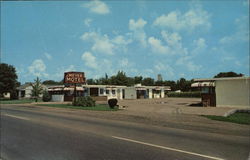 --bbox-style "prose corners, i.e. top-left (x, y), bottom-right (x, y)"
top-left (64, 72), bottom-right (85, 84)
